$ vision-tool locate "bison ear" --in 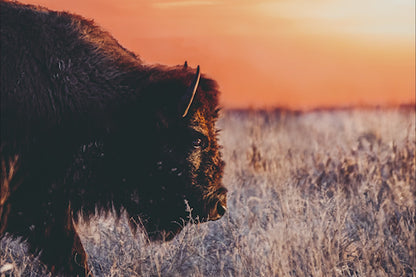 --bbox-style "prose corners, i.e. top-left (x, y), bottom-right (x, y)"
top-left (179, 65), bottom-right (200, 118)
